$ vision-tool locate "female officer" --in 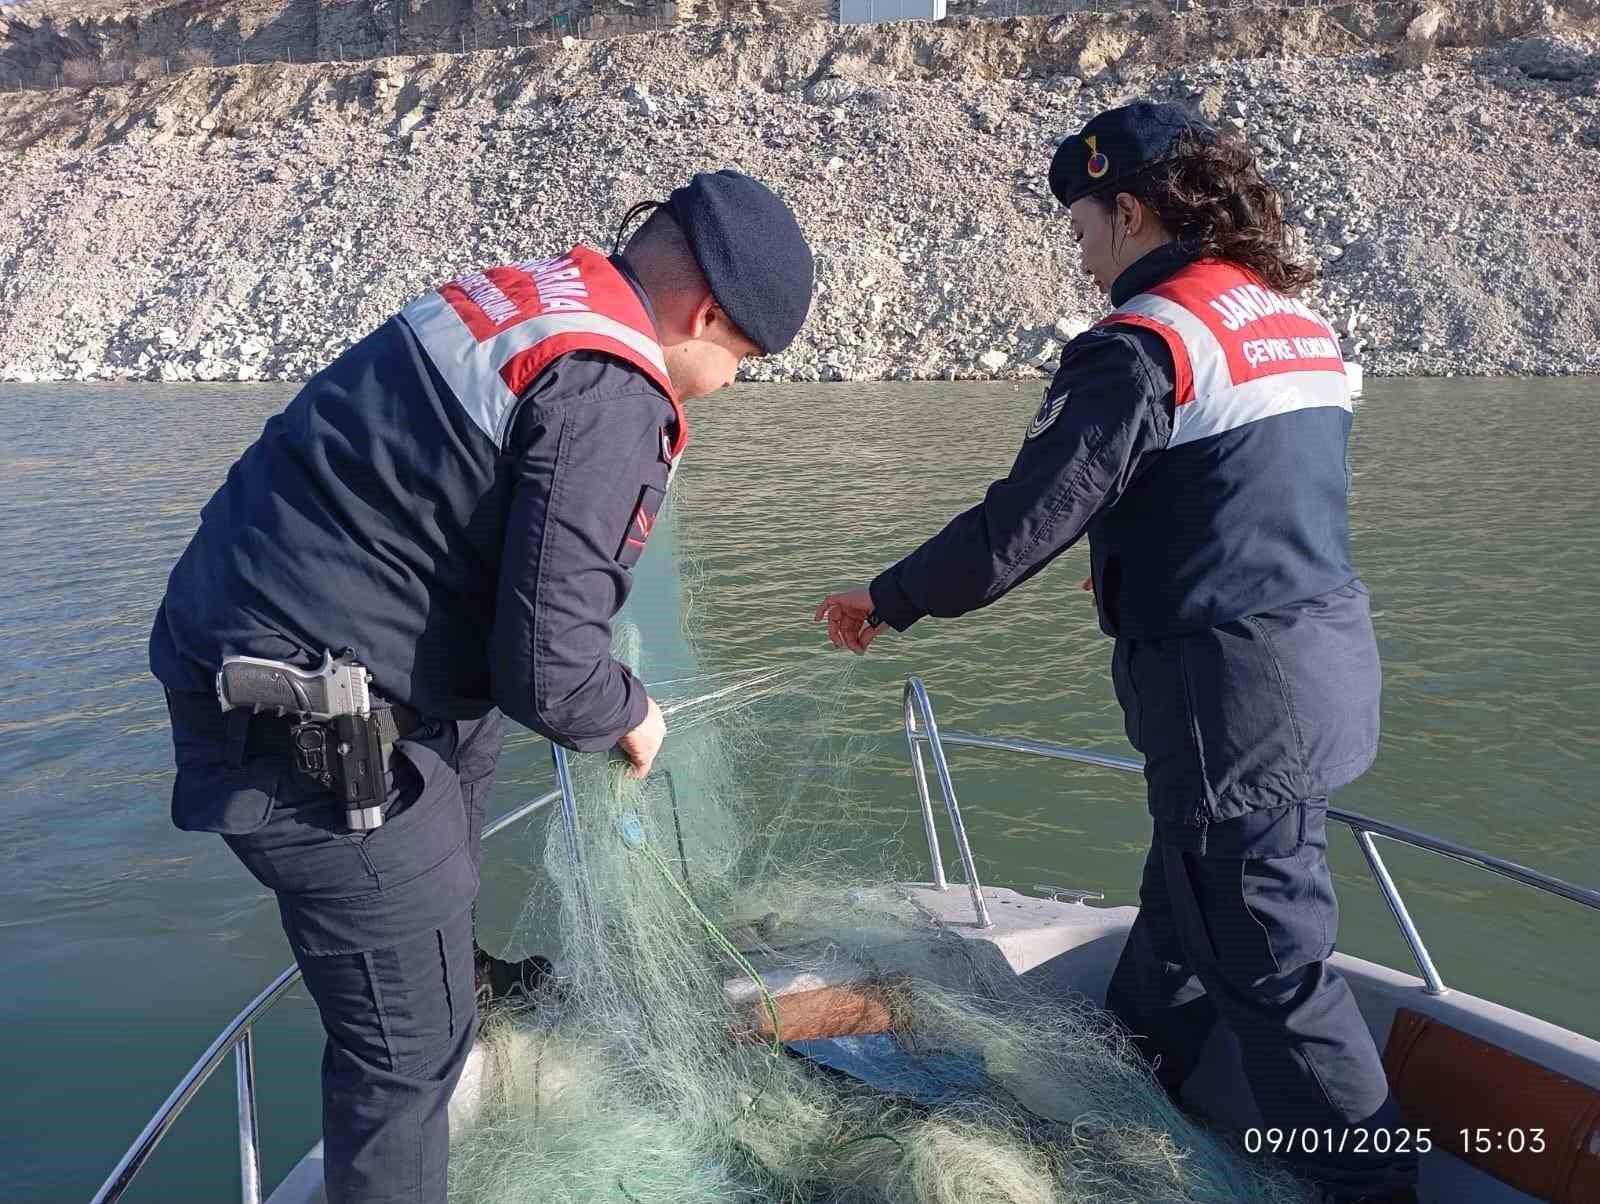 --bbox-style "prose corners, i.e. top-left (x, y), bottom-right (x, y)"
top-left (815, 102), bottom-right (1419, 1204)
